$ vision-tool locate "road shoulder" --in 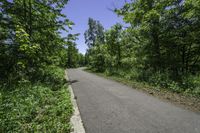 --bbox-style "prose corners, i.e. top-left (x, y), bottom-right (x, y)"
top-left (65, 70), bottom-right (86, 133)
